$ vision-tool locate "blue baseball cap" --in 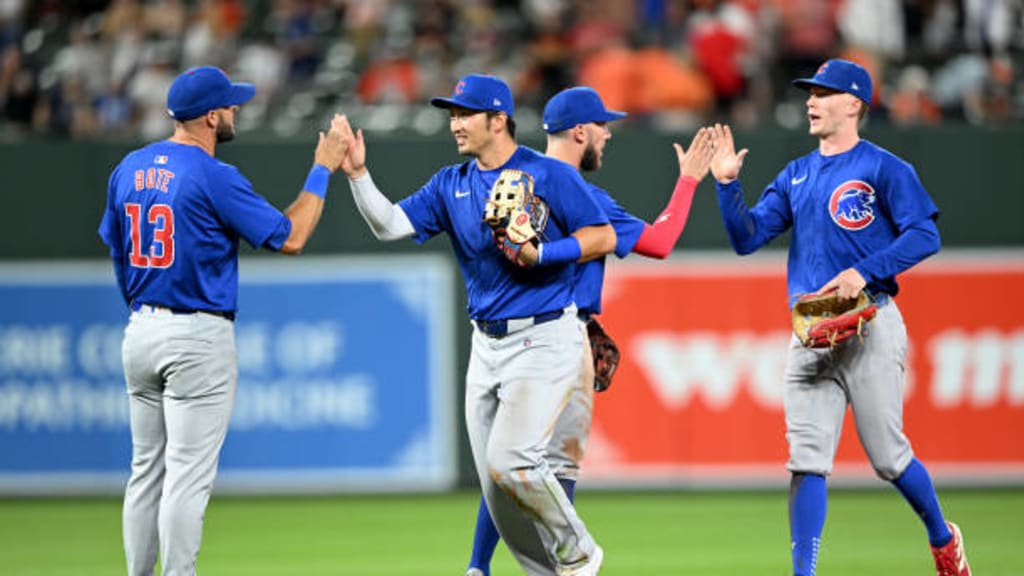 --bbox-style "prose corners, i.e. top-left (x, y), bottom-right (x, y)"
top-left (430, 74), bottom-right (514, 117)
top-left (793, 59), bottom-right (872, 105)
top-left (542, 87), bottom-right (627, 133)
top-left (166, 66), bottom-right (256, 121)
